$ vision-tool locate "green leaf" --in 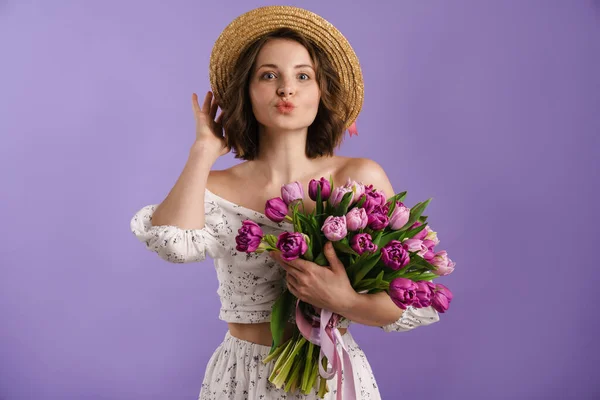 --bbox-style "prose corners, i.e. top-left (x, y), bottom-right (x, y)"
top-left (264, 234), bottom-right (278, 248)
top-left (335, 191), bottom-right (354, 216)
top-left (313, 251), bottom-right (328, 266)
top-left (296, 214), bottom-right (321, 252)
top-left (352, 253), bottom-right (382, 286)
top-left (399, 222), bottom-right (428, 241)
top-left (386, 191), bottom-right (407, 205)
top-left (332, 240), bottom-right (359, 257)
top-left (400, 198), bottom-right (432, 232)
top-left (356, 194), bottom-right (366, 208)
top-left (383, 267), bottom-right (409, 281)
top-left (371, 230), bottom-right (384, 247)
top-left (387, 198), bottom-right (397, 217)
top-left (378, 230), bottom-right (405, 248)
top-left (345, 251), bottom-right (377, 277)
top-left (270, 290), bottom-right (295, 350)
